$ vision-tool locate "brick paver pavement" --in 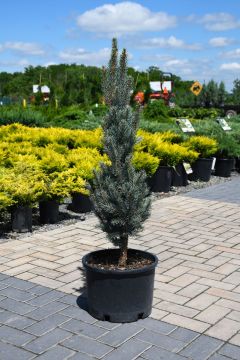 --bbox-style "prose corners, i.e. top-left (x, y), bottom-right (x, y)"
top-left (0, 177), bottom-right (240, 358)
